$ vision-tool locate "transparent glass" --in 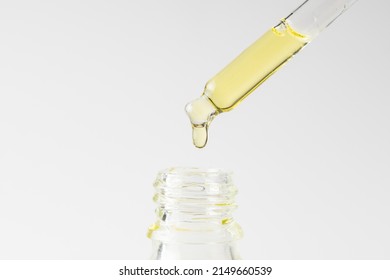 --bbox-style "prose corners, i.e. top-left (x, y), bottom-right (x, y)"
top-left (285, 0), bottom-right (359, 38)
top-left (147, 167), bottom-right (243, 260)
